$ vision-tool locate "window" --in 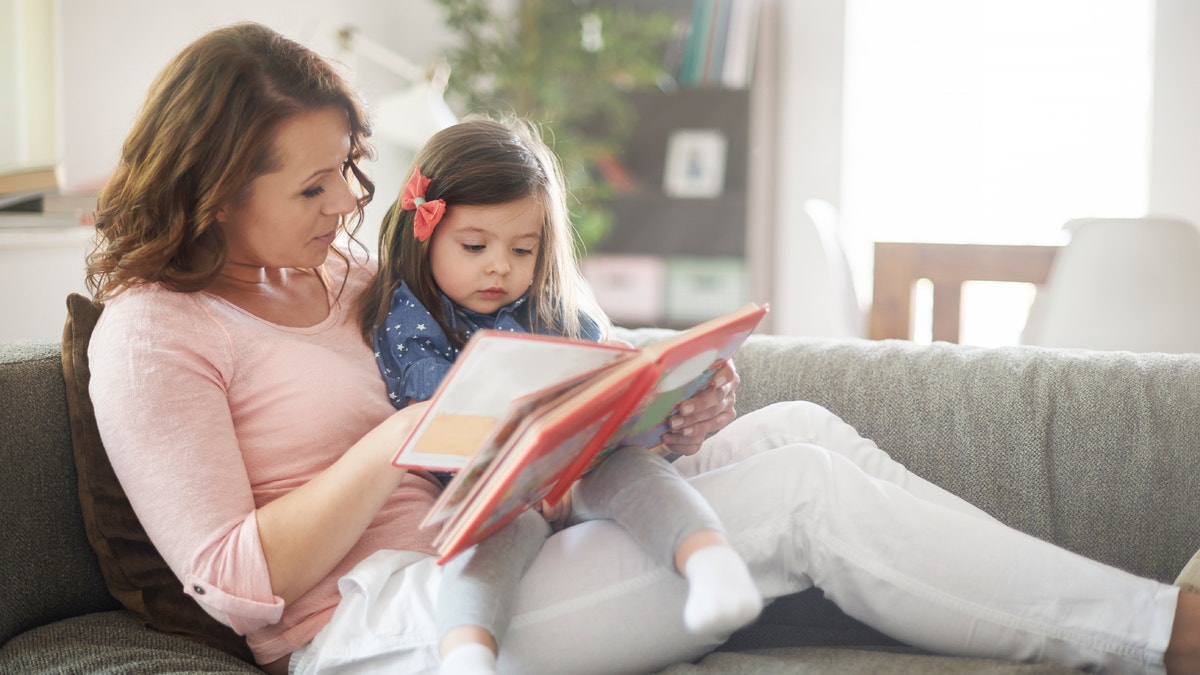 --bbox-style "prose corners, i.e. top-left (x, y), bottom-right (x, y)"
top-left (0, 0), bottom-right (58, 169)
top-left (844, 0), bottom-right (1154, 245)
top-left (842, 0), bottom-right (1154, 344)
